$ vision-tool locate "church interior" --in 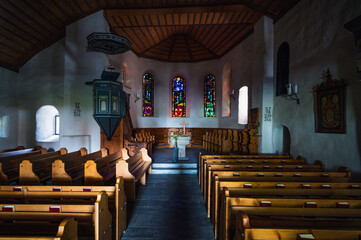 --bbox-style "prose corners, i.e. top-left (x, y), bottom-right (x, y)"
top-left (0, 0), bottom-right (361, 239)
